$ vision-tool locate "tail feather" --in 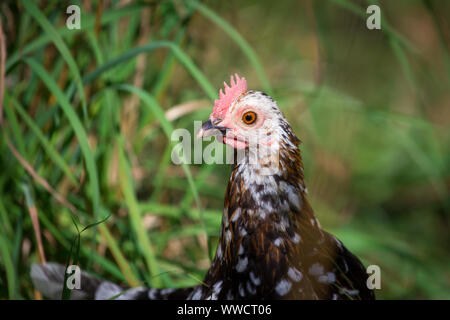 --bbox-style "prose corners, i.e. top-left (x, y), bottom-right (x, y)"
top-left (31, 262), bottom-right (196, 300)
